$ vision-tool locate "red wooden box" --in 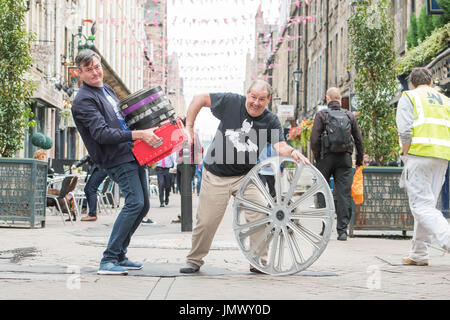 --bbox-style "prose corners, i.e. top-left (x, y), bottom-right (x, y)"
top-left (132, 118), bottom-right (187, 166)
